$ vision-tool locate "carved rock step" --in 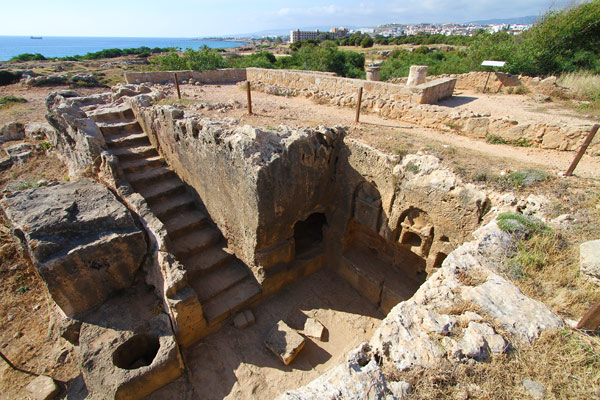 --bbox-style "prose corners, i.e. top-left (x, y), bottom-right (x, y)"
top-left (150, 192), bottom-right (196, 219)
top-left (162, 209), bottom-right (208, 238)
top-left (120, 156), bottom-right (164, 174)
top-left (201, 278), bottom-right (261, 324)
top-left (111, 145), bottom-right (158, 161)
top-left (136, 177), bottom-right (186, 202)
top-left (171, 227), bottom-right (222, 260)
top-left (191, 260), bottom-right (250, 302)
top-left (104, 132), bottom-right (149, 148)
top-left (126, 166), bottom-right (176, 187)
top-left (182, 245), bottom-right (234, 279)
top-left (89, 106), bottom-right (134, 122)
top-left (98, 120), bottom-right (142, 137)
